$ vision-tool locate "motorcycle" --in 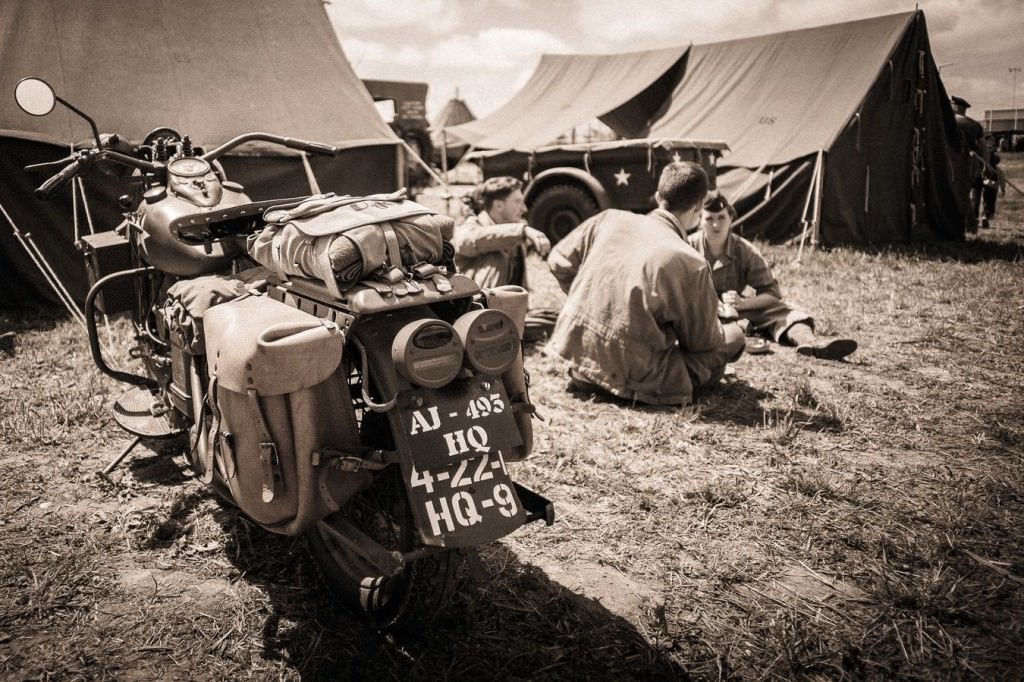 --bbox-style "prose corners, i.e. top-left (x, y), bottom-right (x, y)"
top-left (14, 77), bottom-right (554, 630)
